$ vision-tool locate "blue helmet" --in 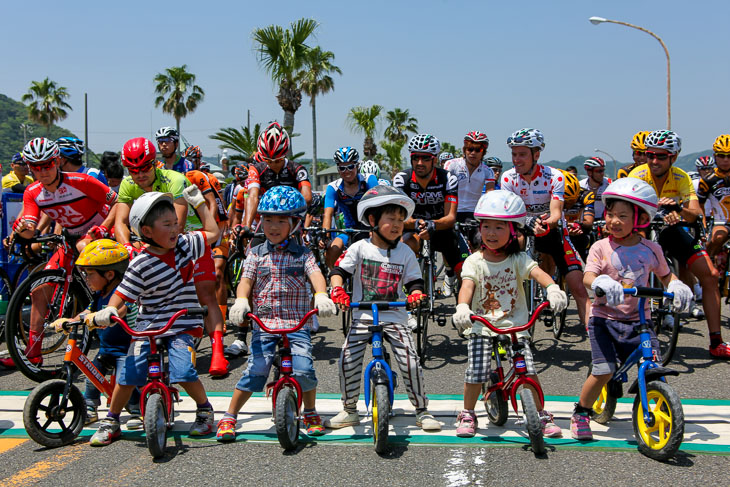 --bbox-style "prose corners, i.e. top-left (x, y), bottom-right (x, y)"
top-left (334, 146), bottom-right (360, 164)
top-left (56, 137), bottom-right (85, 159)
top-left (257, 186), bottom-right (307, 218)
top-left (11, 152), bottom-right (23, 164)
